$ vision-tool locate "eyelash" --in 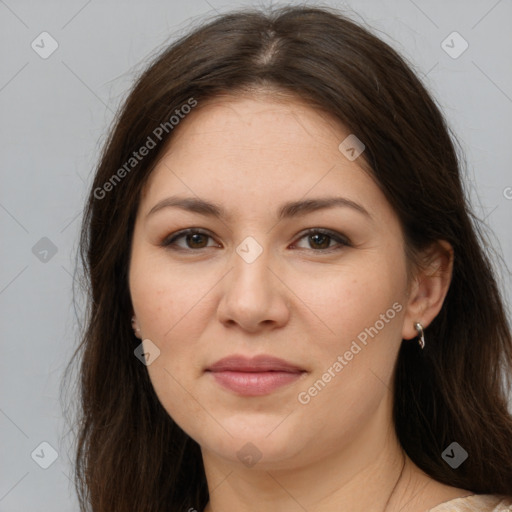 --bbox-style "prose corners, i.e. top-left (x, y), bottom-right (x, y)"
top-left (160, 228), bottom-right (351, 253)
